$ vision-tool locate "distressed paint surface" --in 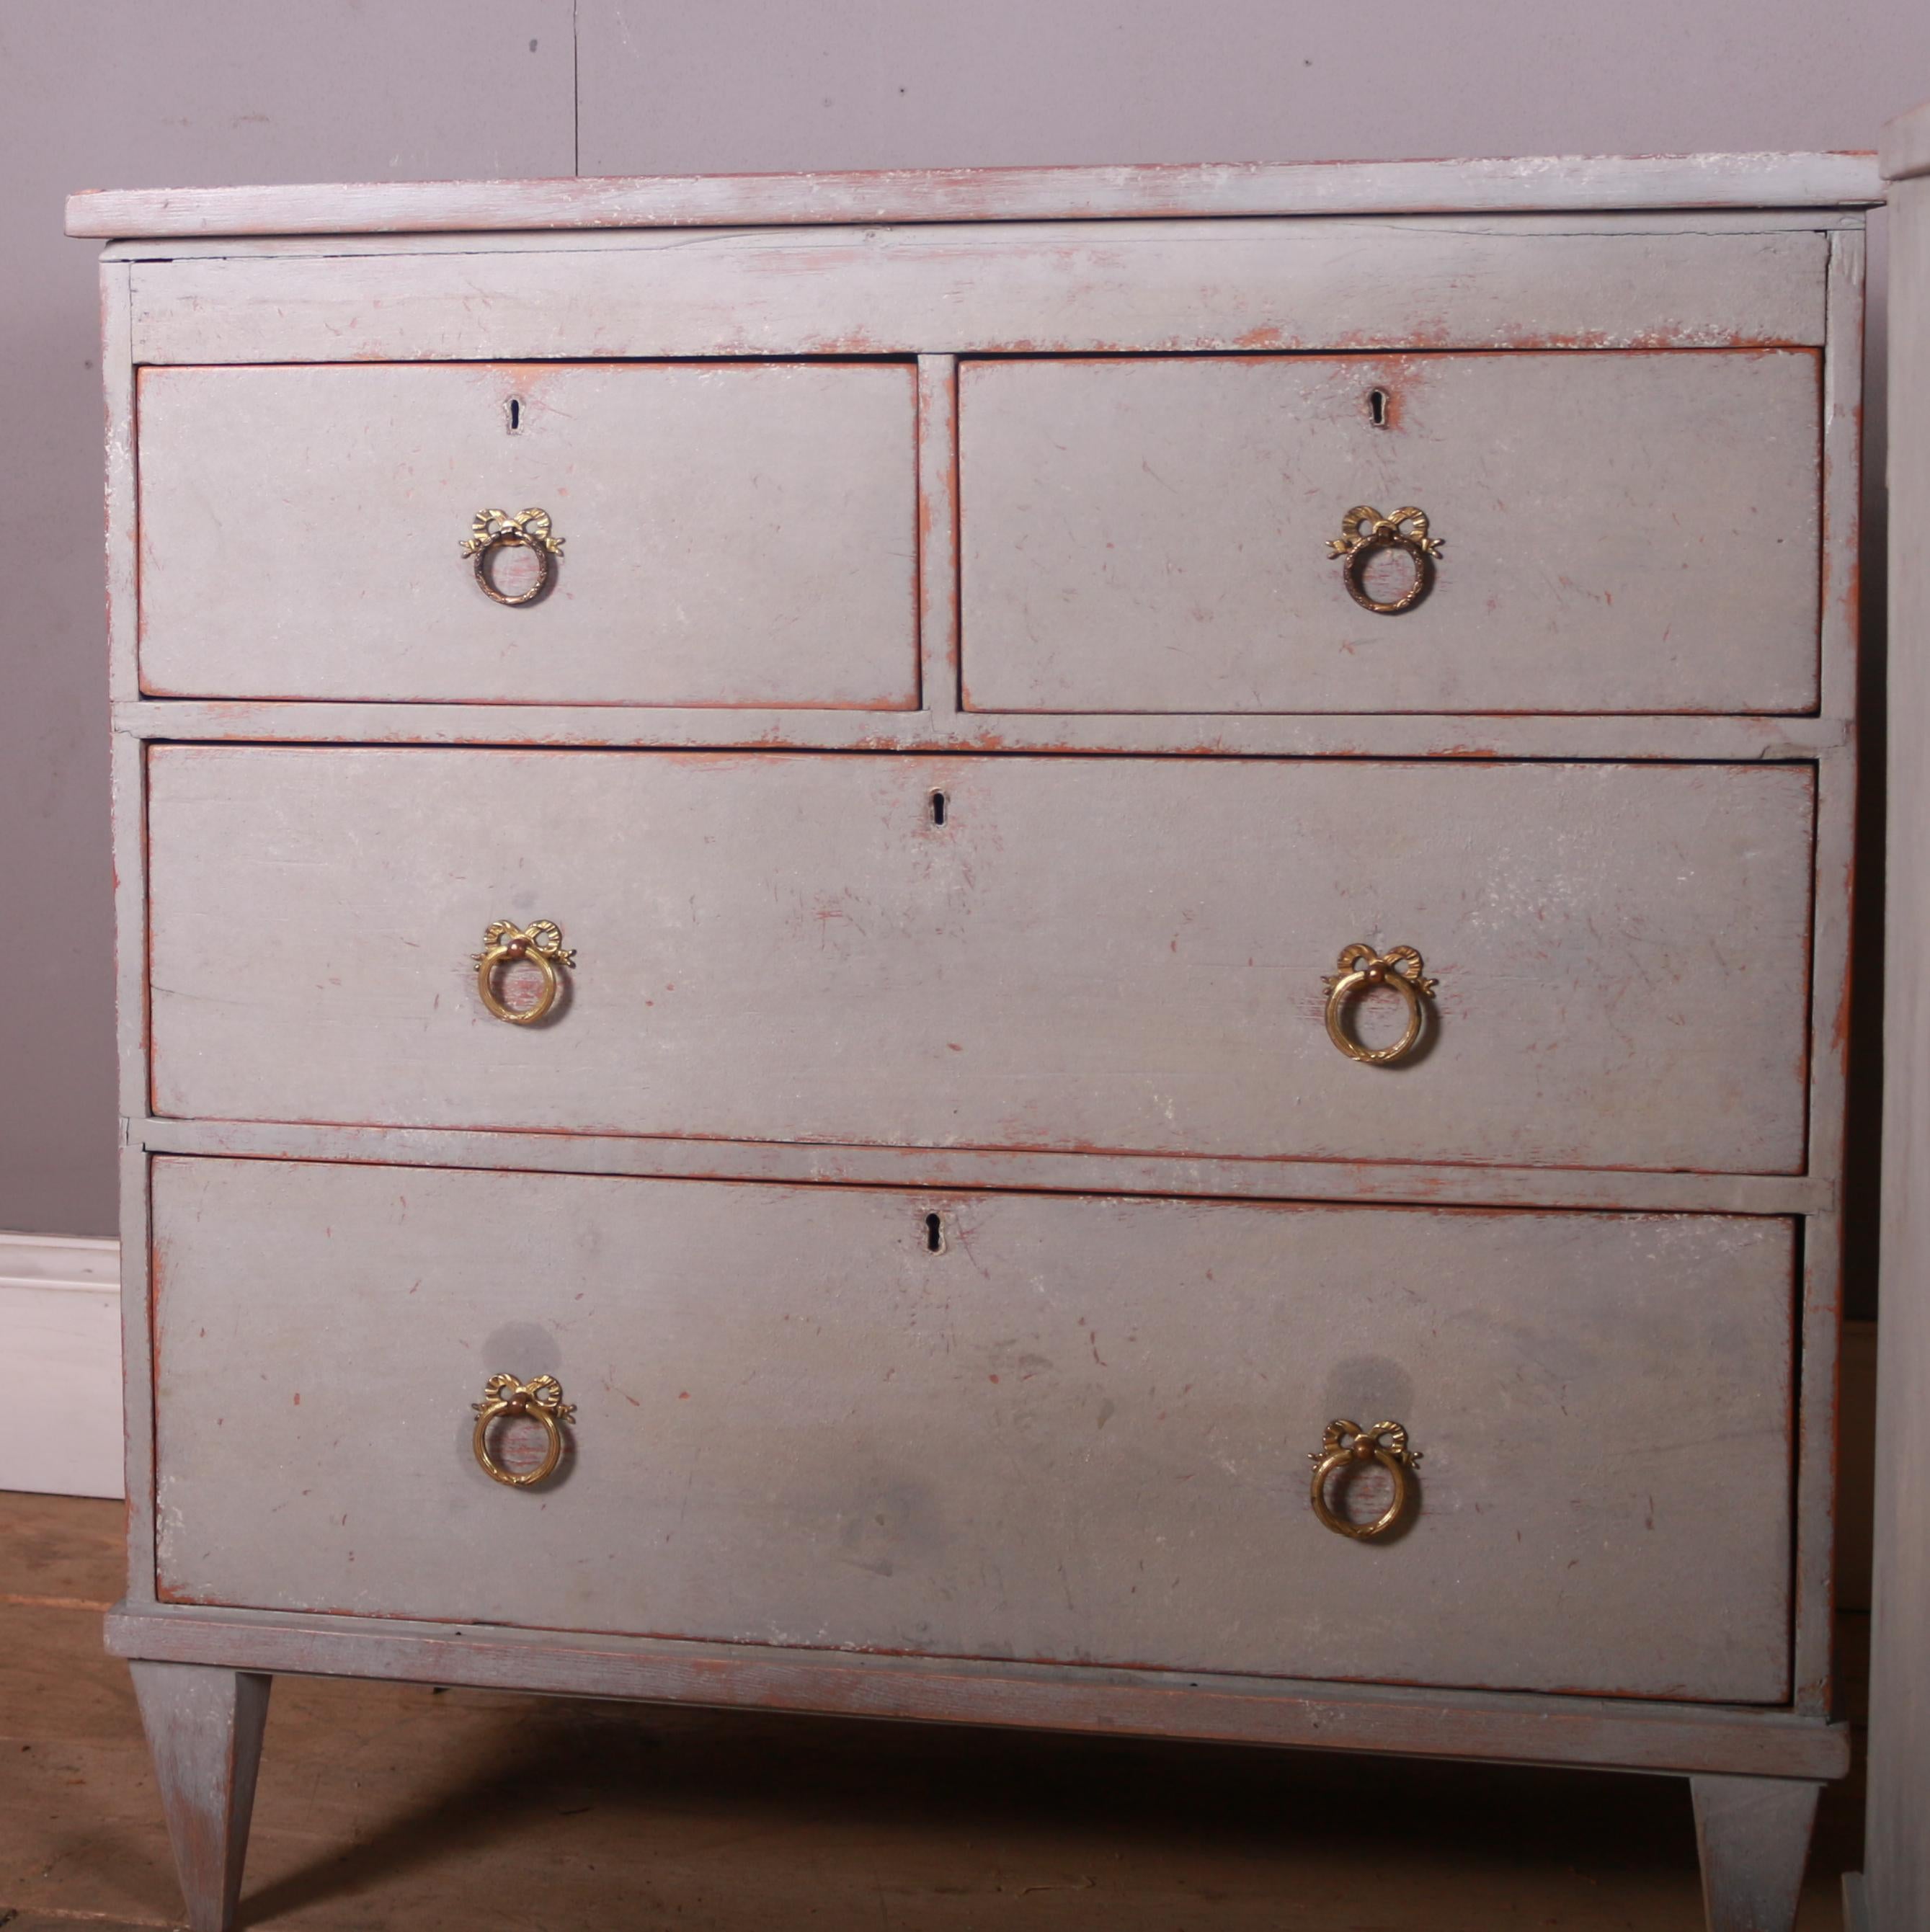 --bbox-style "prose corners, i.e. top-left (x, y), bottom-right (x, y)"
top-left (128, 1661), bottom-right (270, 1932)
top-left (146, 747), bottom-right (1815, 1175)
top-left (113, 696), bottom-right (1850, 760)
top-left (961, 352), bottom-right (1821, 716)
top-left (104, 1600), bottom-right (1850, 1781)
top-left (135, 1113), bottom-right (1832, 1217)
top-left (1789, 235), bottom-right (1865, 1725)
top-left (1863, 133), bottom-right (1930, 1932)
top-left (1691, 1774), bottom-right (1823, 1931)
top-left (151, 1157), bottom-right (1796, 1703)
top-left (137, 362), bottom-right (920, 708)
top-left (125, 223), bottom-right (1831, 365)
top-left (63, 151), bottom-right (1886, 239)
top-left (91, 161), bottom-right (1865, 1922)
